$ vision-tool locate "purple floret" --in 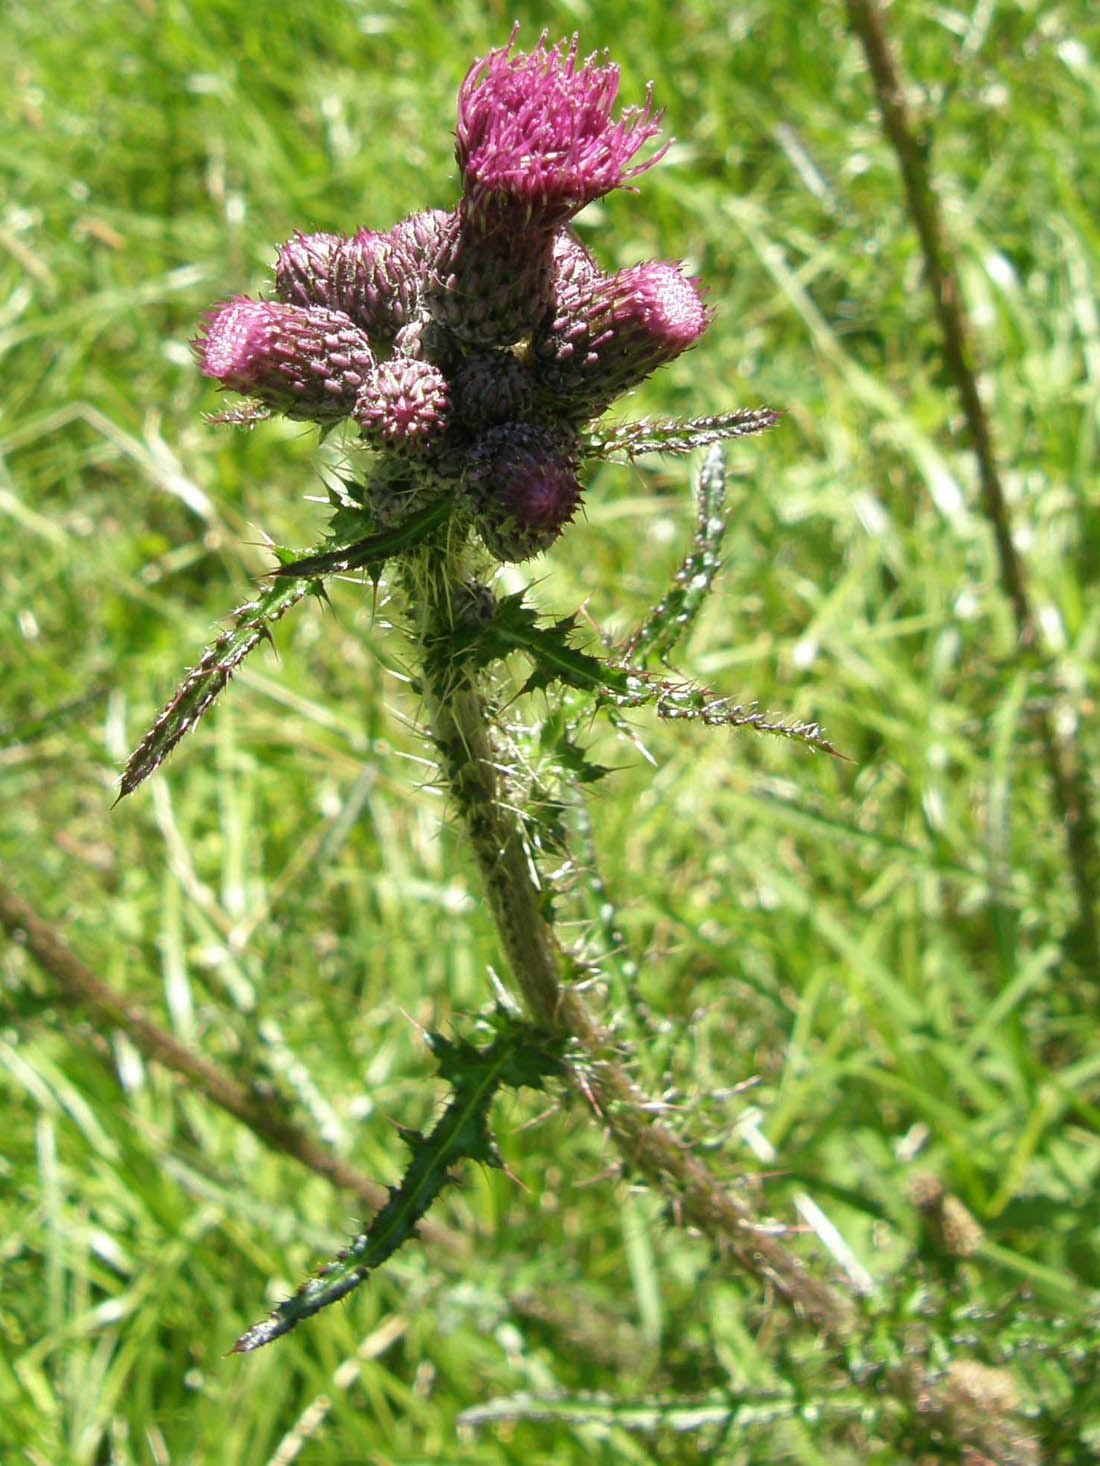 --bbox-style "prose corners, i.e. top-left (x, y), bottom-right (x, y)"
top-left (456, 31), bottom-right (667, 232)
